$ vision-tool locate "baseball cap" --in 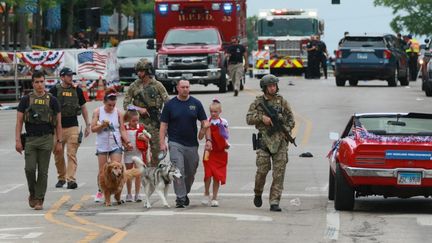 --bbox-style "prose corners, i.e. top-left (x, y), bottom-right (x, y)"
top-left (59, 67), bottom-right (76, 76)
